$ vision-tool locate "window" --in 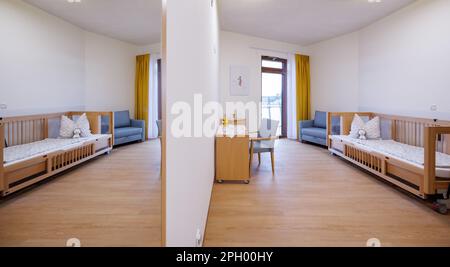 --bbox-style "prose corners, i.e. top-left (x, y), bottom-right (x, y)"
top-left (262, 60), bottom-right (283, 69)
